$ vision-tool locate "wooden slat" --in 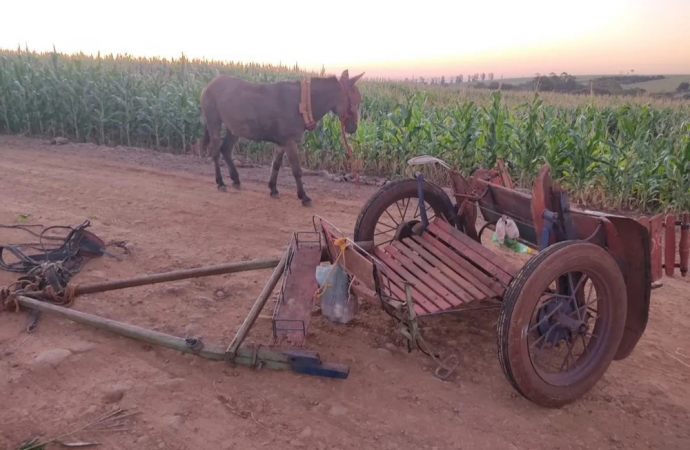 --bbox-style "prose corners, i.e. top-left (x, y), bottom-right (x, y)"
top-left (384, 246), bottom-right (464, 308)
top-left (374, 249), bottom-right (444, 313)
top-left (427, 223), bottom-right (513, 286)
top-left (402, 237), bottom-right (488, 300)
top-left (377, 248), bottom-right (452, 312)
top-left (392, 241), bottom-right (475, 303)
top-left (432, 219), bottom-right (518, 277)
top-left (415, 234), bottom-right (505, 297)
